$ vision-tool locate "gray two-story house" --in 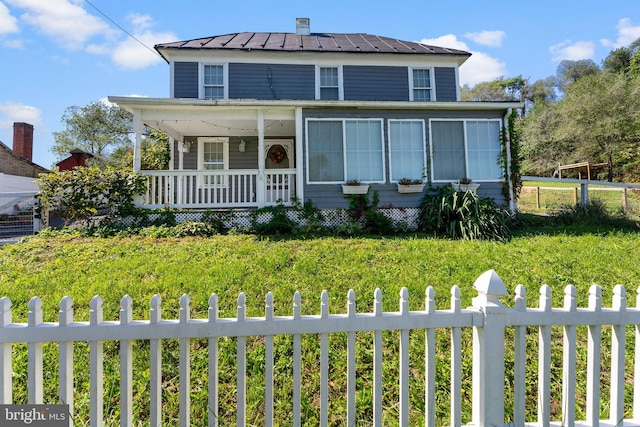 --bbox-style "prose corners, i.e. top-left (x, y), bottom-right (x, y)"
top-left (110, 18), bottom-right (522, 213)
